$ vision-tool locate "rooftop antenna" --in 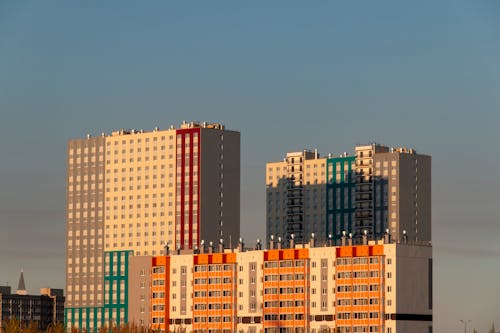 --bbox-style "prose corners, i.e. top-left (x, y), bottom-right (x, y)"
top-left (341, 230), bottom-right (347, 246)
top-left (310, 233), bottom-right (316, 248)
